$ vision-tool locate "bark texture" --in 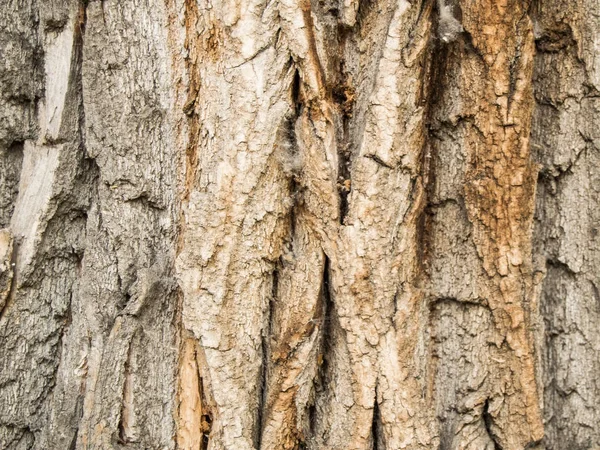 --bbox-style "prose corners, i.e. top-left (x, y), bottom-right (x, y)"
top-left (0, 0), bottom-right (598, 449)
top-left (531, 0), bottom-right (600, 448)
